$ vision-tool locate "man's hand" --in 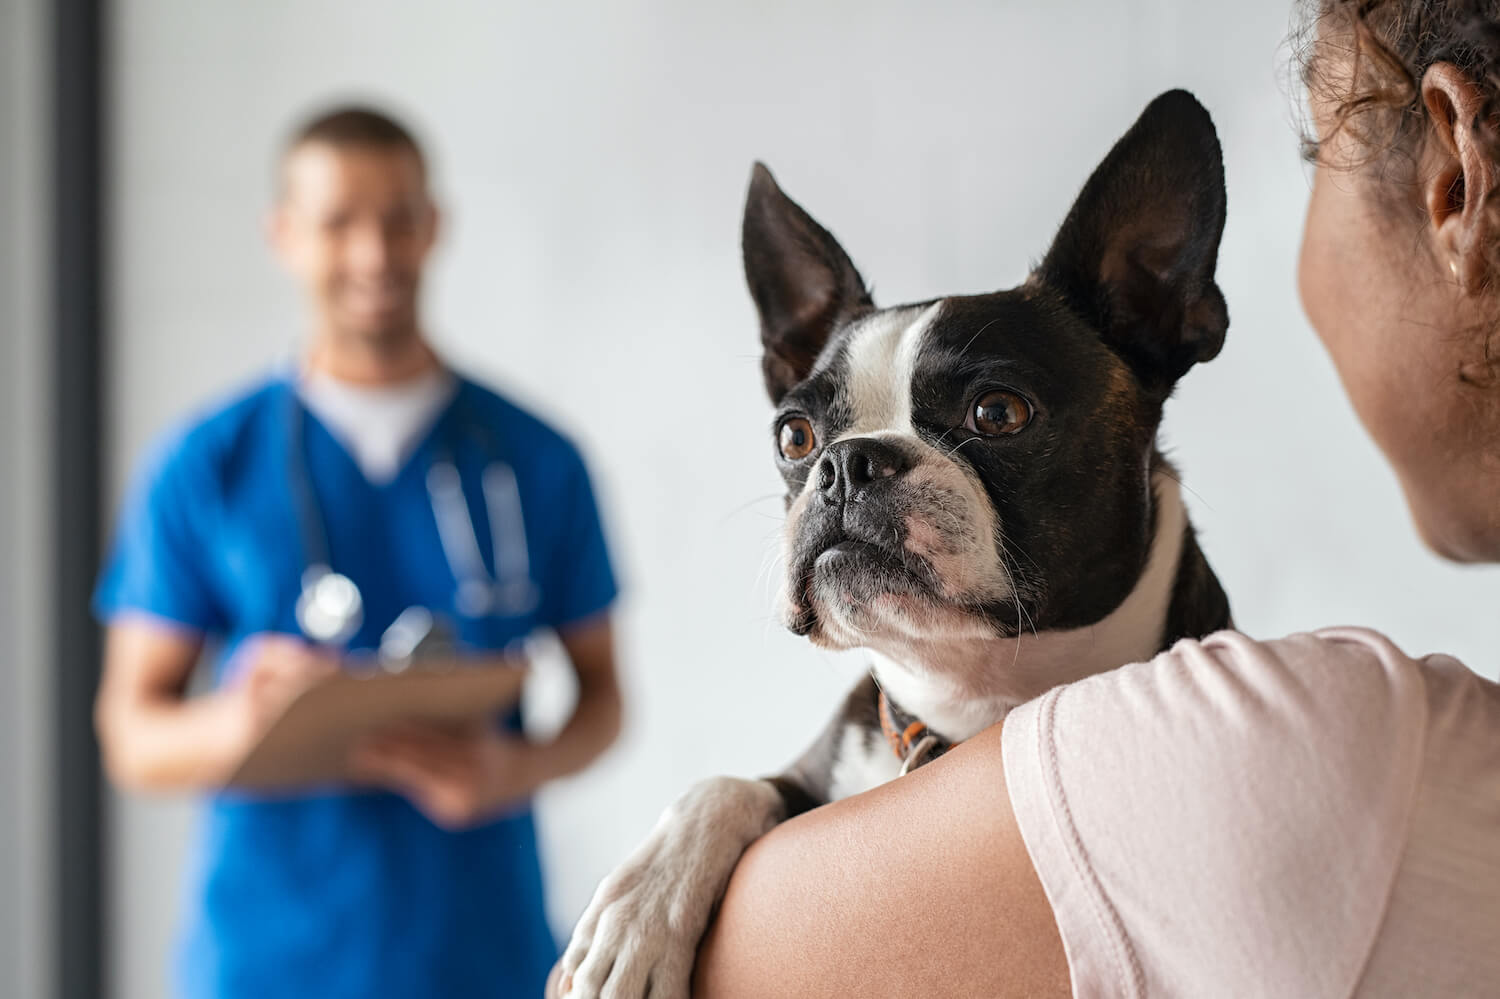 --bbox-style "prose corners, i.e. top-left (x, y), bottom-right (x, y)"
top-left (216, 632), bottom-right (340, 763)
top-left (96, 622), bottom-right (338, 791)
top-left (346, 614), bottom-right (623, 830)
top-left (348, 722), bottom-right (547, 829)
